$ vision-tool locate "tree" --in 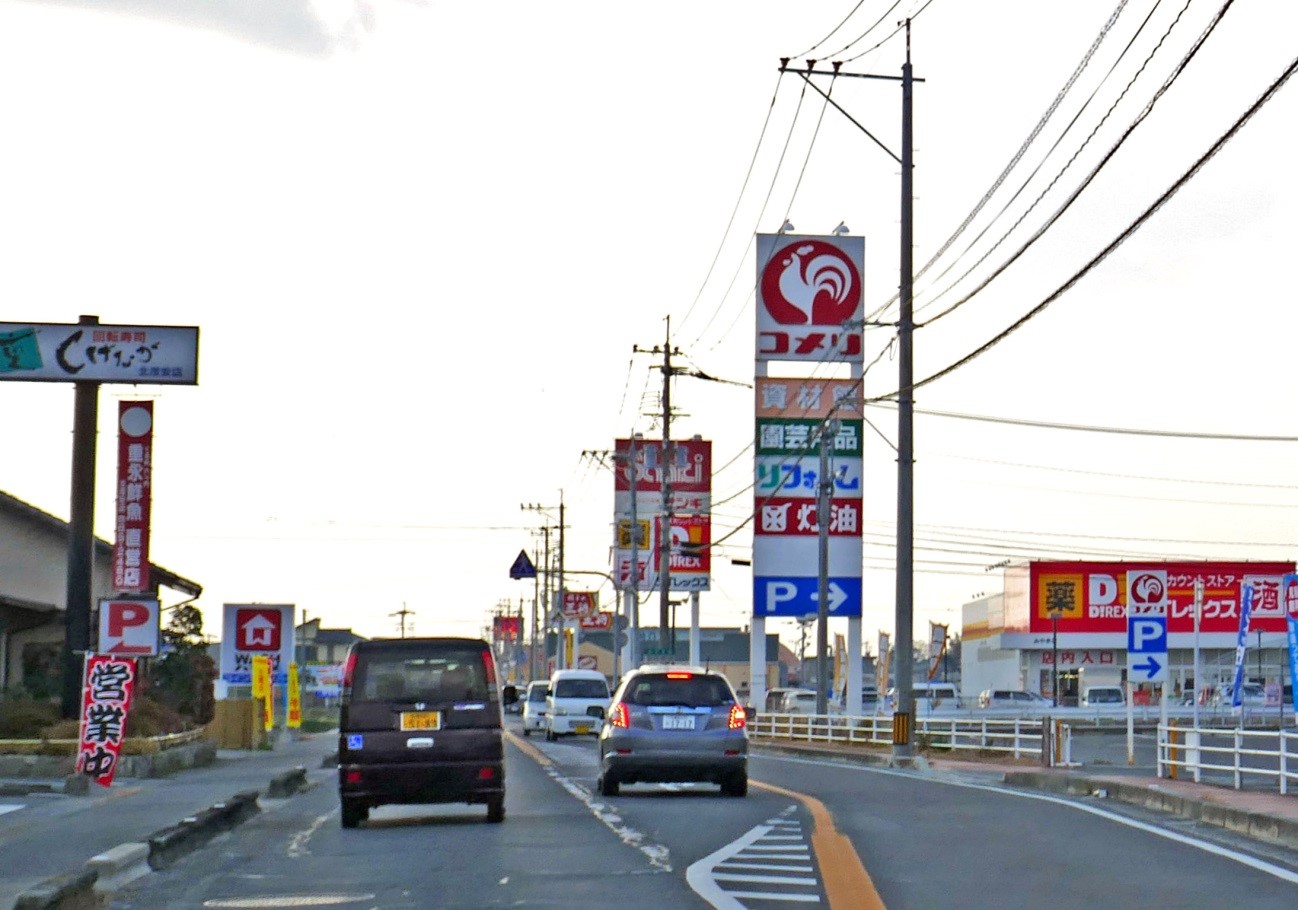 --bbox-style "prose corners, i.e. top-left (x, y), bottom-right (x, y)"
top-left (144, 604), bottom-right (216, 725)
